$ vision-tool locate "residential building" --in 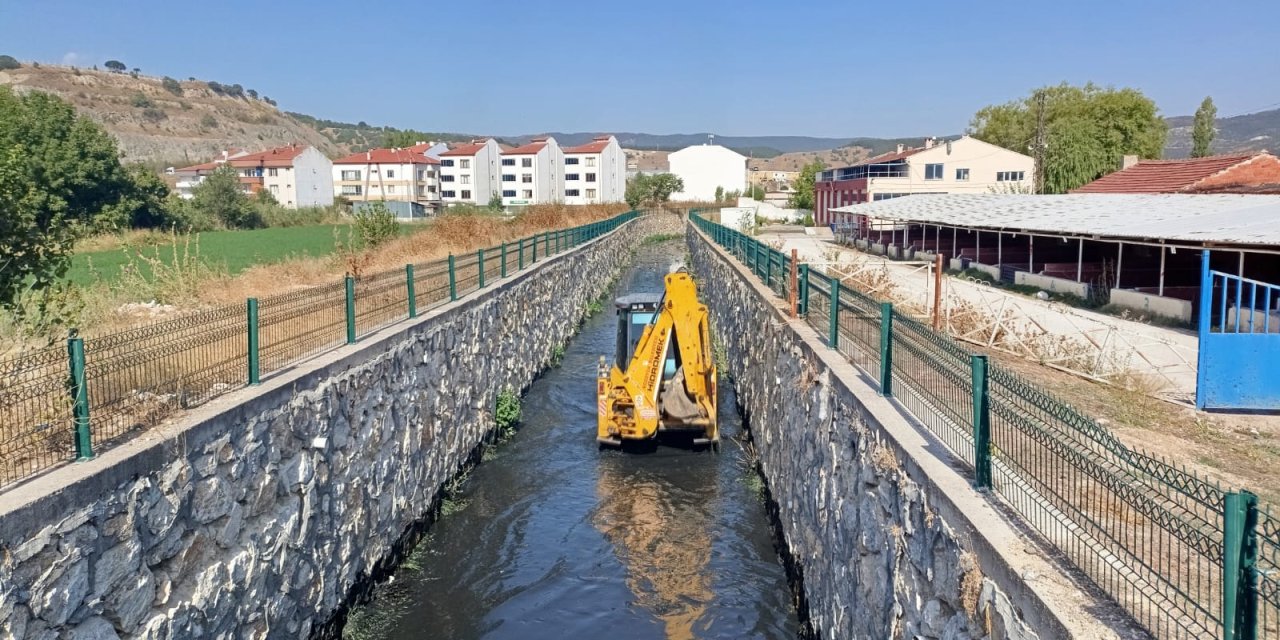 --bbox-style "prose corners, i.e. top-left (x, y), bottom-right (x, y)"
top-left (438, 139), bottom-right (503, 206)
top-left (561, 135), bottom-right (626, 204)
top-left (498, 137), bottom-right (564, 206)
top-left (172, 149), bottom-right (249, 199)
top-left (1071, 152), bottom-right (1280, 194)
top-left (667, 144), bottom-right (747, 201)
top-left (233, 145), bottom-right (334, 208)
top-left (814, 136), bottom-right (1035, 225)
top-left (748, 169), bottom-right (799, 189)
top-left (332, 147), bottom-right (441, 217)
